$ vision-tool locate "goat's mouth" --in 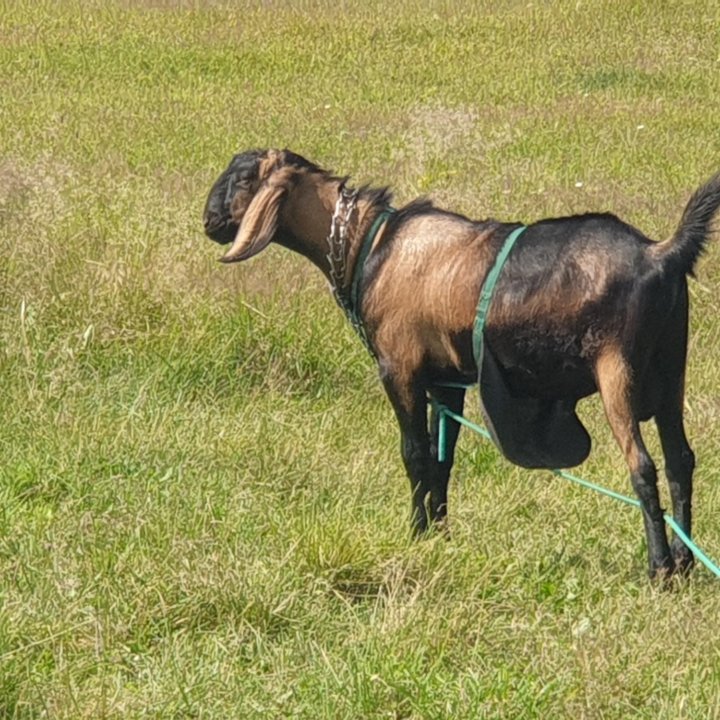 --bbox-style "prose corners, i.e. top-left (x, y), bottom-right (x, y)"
top-left (203, 216), bottom-right (238, 245)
